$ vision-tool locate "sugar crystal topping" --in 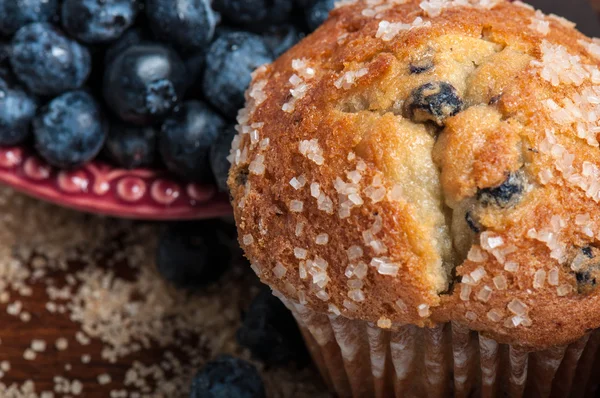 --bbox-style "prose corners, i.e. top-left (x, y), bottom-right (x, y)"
top-left (419, 0), bottom-right (502, 17)
top-left (375, 18), bottom-right (431, 41)
top-left (335, 68), bottom-right (369, 89)
top-left (529, 10), bottom-right (550, 35)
